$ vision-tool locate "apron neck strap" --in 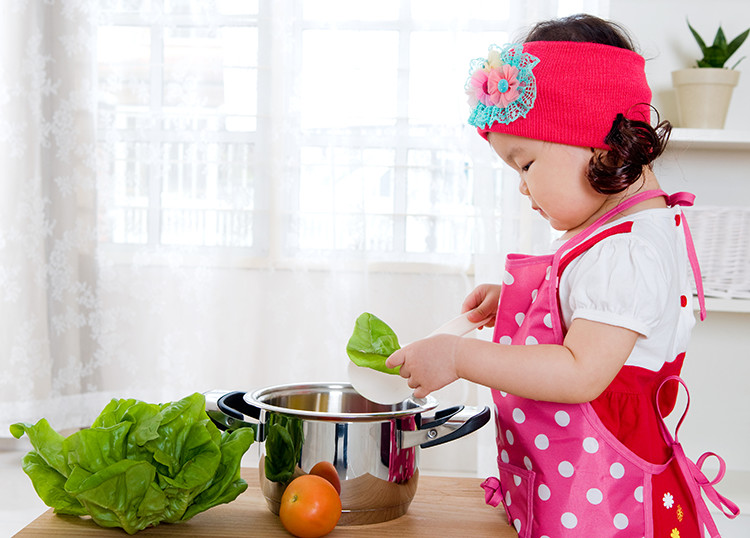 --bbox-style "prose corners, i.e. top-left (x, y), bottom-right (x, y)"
top-left (558, 189), bottom-right (667, 253)
top-left (552, 189), bottom-right (707, 320)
